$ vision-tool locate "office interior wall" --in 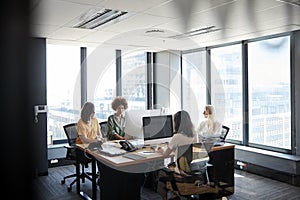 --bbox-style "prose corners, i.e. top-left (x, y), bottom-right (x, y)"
top-left (28, 37), bottom-right (48, 176)
top-left (1, 0), bottom-right (34, 197)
